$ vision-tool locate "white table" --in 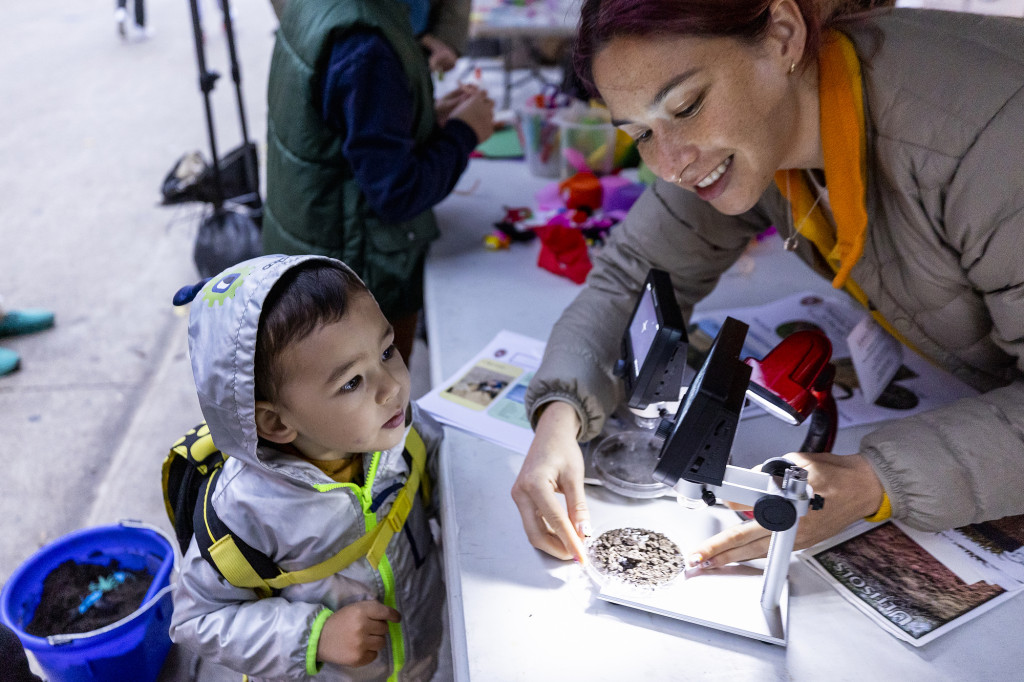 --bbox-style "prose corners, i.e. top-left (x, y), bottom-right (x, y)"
top-left (464, 0), bottom-right (580, 108)
top-left (425, 158), bottom-right (1024, 681)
